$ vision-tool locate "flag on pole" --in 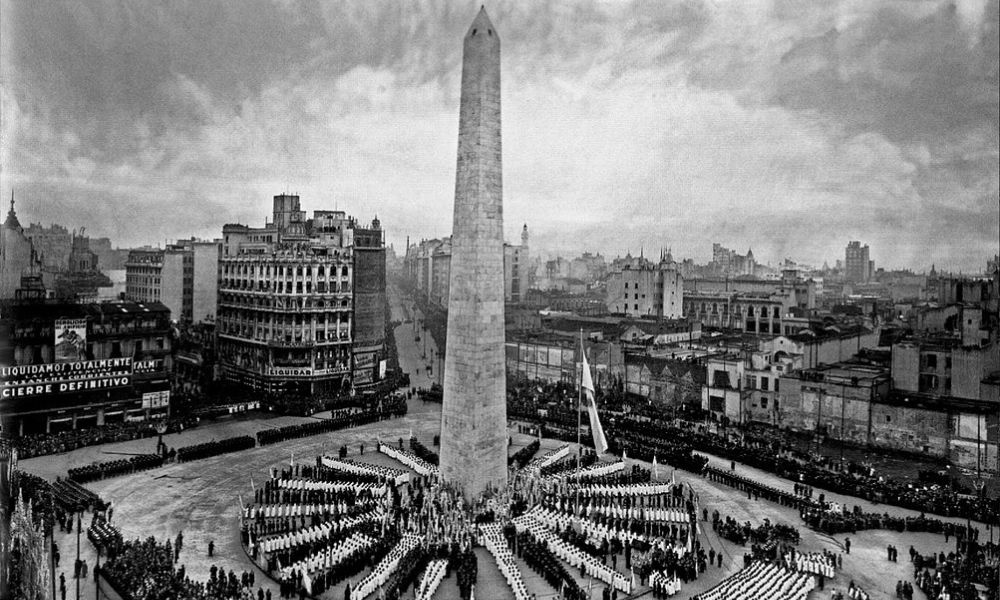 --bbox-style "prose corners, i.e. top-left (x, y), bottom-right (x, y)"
top-left (580, 340), bottom-right (609, 454)
top-left (250, 476), bottom-right (255, 492)
top-left (290, 451), bottom-right (294, 468)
